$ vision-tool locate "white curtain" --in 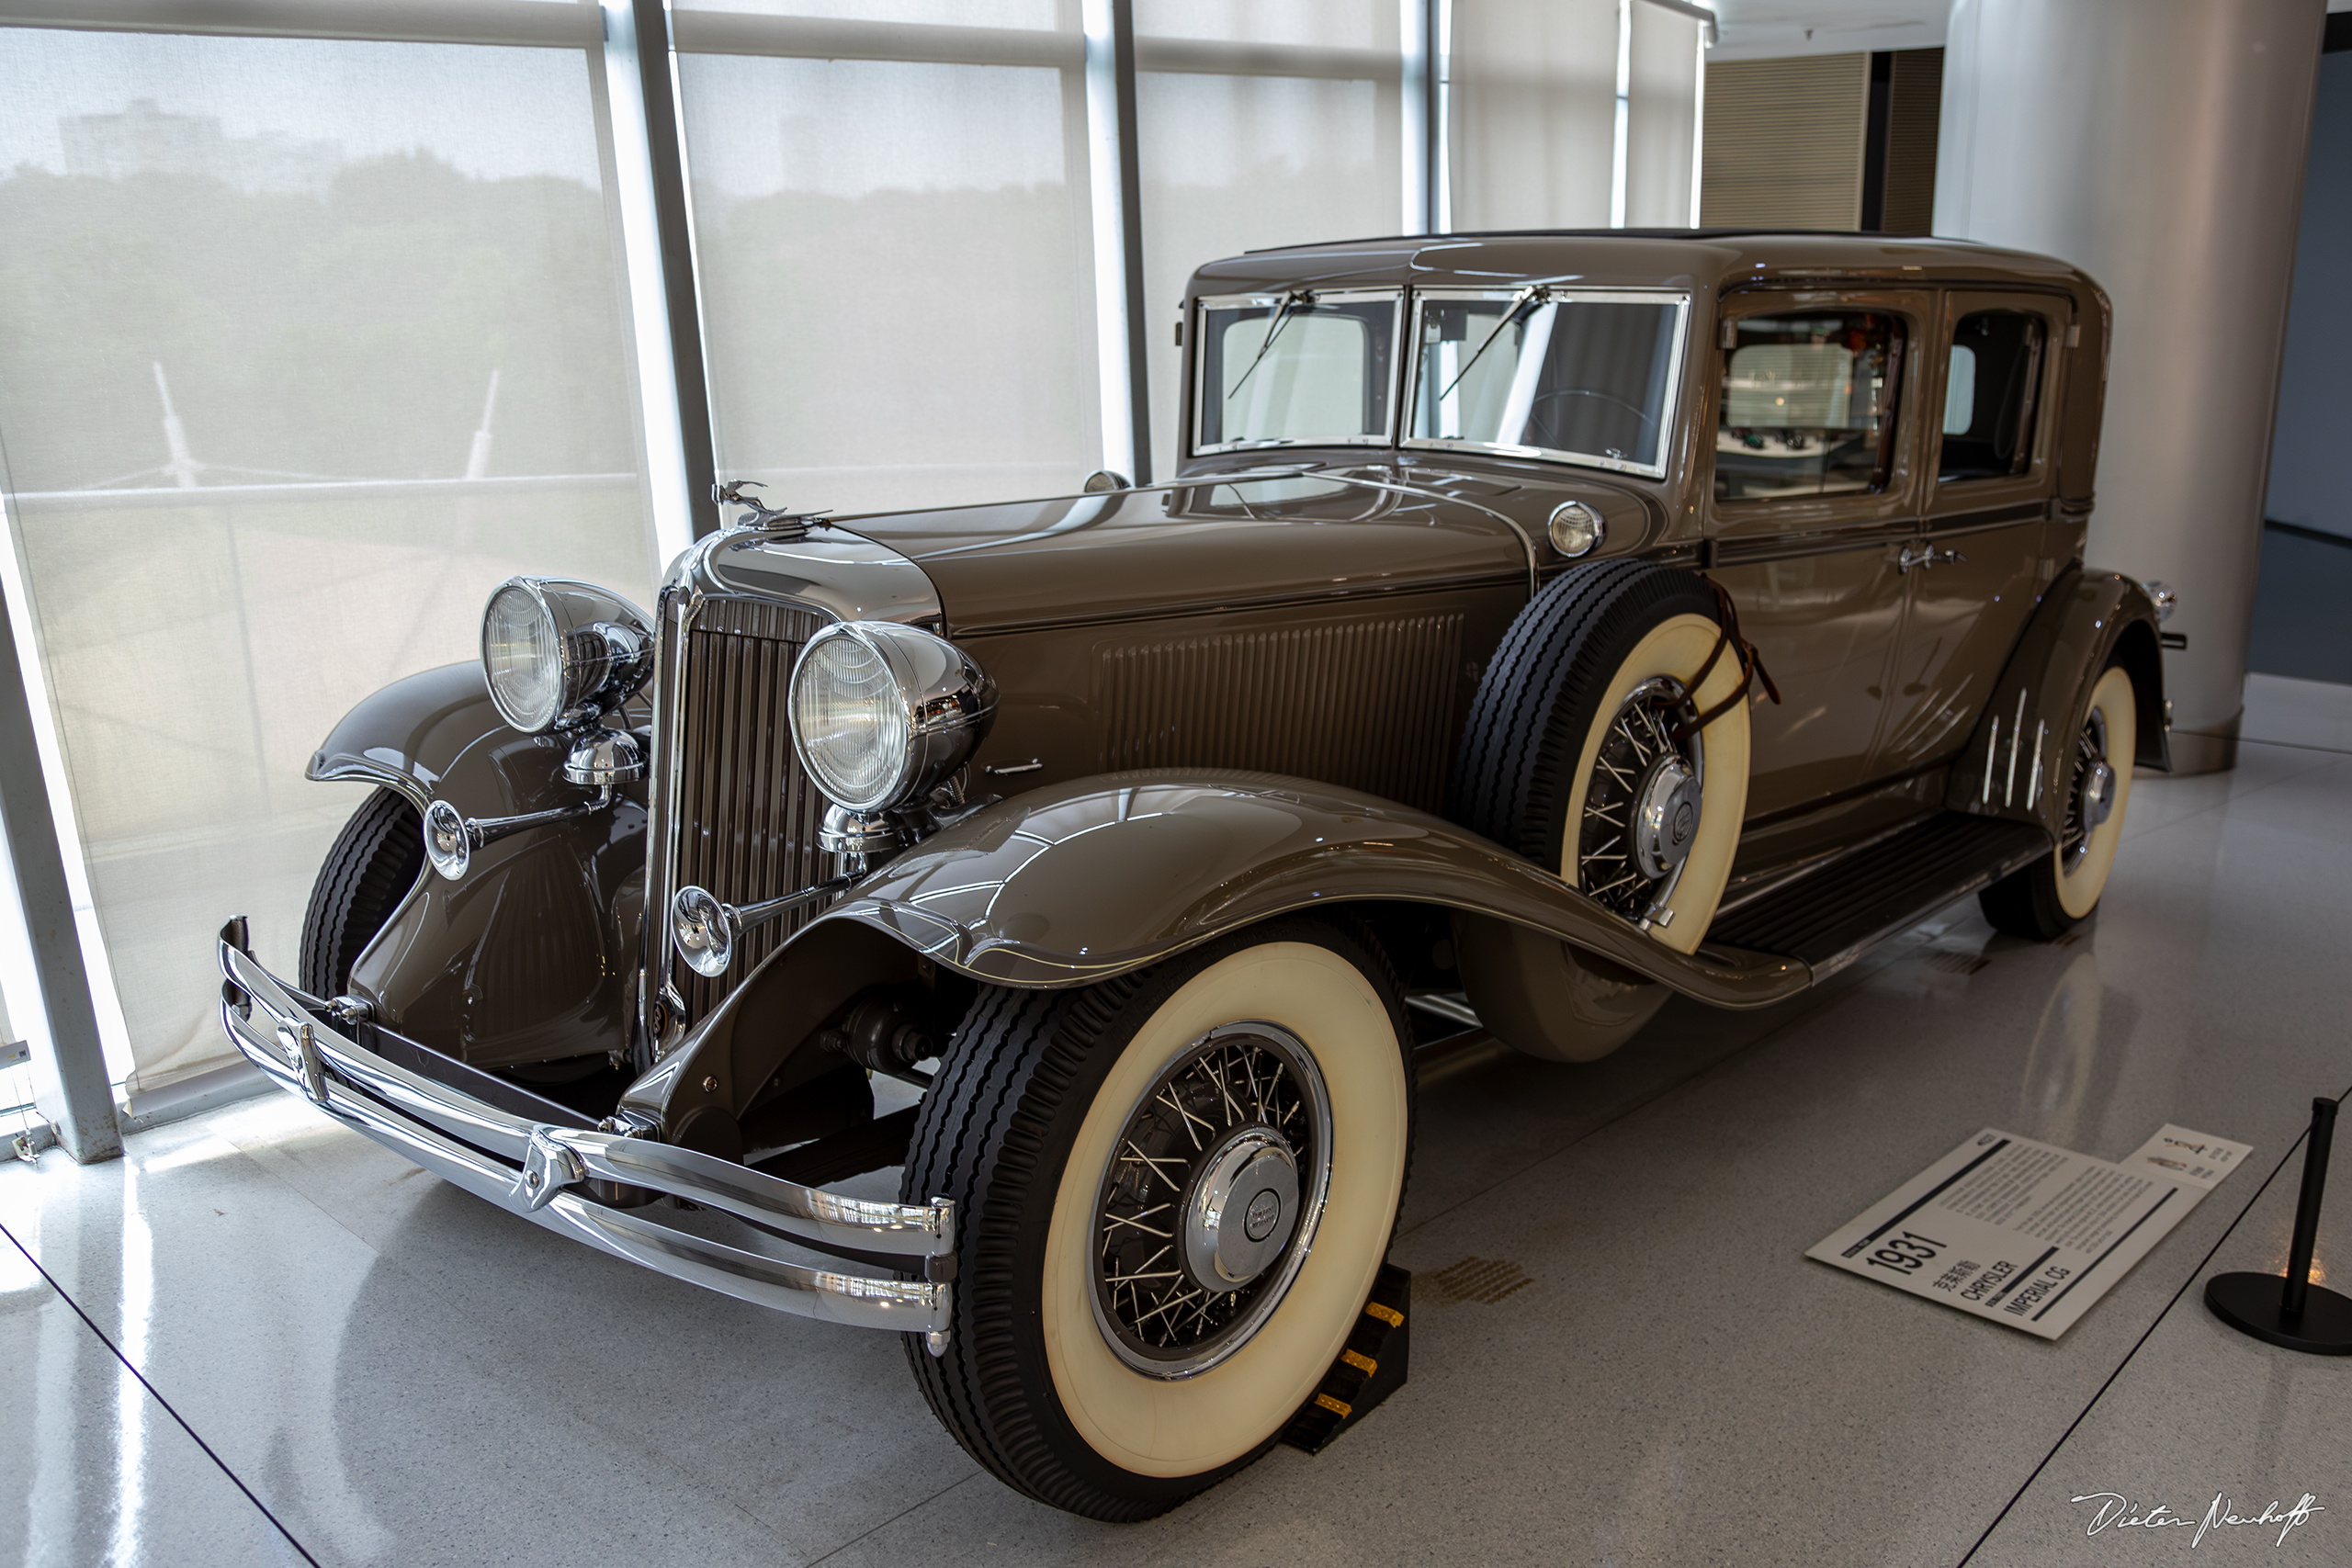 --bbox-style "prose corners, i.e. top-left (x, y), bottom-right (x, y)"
top-left (0, 2), bottom-right (1710, 1096)
top-left (1136, 2), bottom-right (1404, 473)
top-left (1626, 6), bottom-right (1702, 229)
top-left (674, 6), bottom-right (1103, 514)
top-left (0, 28), bottom-right (656, 1090)
top-left (1446, 0), bottom-right (1618, 231)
